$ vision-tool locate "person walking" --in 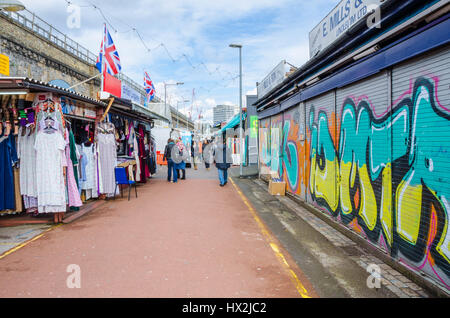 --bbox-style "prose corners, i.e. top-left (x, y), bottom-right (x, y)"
top-left (175, 138), bottom-right (186, 180)
top-left (213, 137), bottom-right (232, 187)
top-left (202, 139), bottom-right (211, 170)
top-left (191, 141), bottom-right (197, 170)
top-left (163, 138), bottom-right (177, 183)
